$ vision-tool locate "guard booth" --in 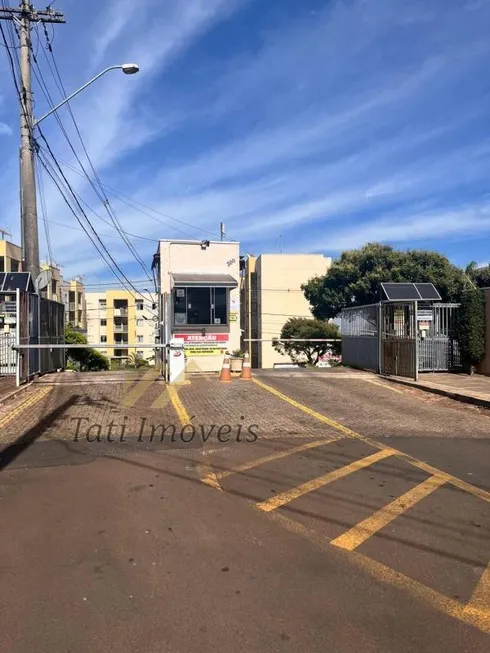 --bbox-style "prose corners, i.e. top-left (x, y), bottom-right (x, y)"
top-left (340, 283), bottom-right (461, 379)
top-left (0, 272), bottom-right (65, 383)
